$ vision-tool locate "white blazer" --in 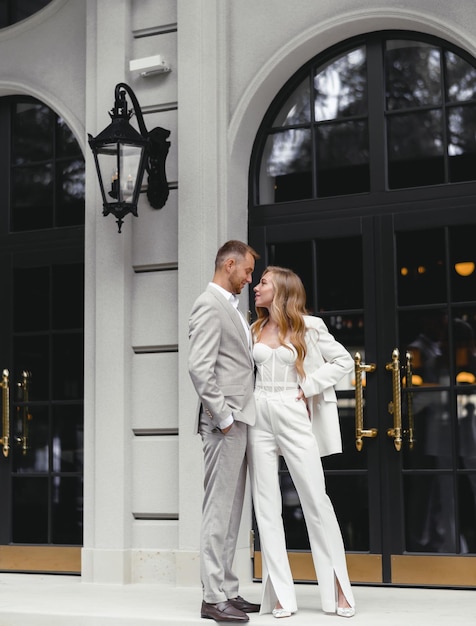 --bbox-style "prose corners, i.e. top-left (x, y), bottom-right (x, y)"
top-left (298, 315), bottom-right (354, 457)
